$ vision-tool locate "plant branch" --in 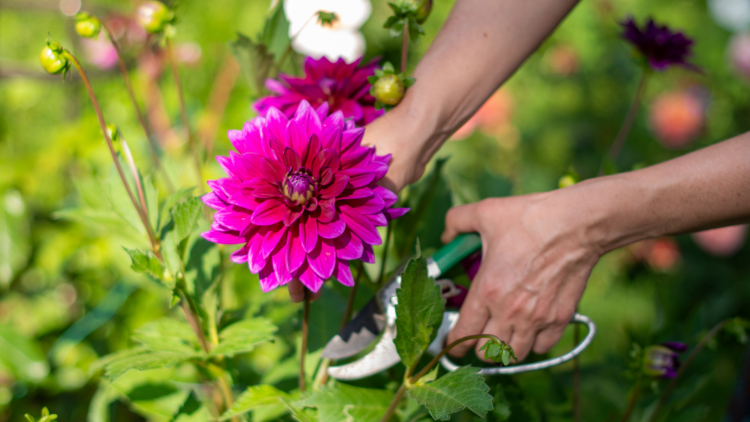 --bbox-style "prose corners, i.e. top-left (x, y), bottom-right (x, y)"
top-left (63, 51), bottom-right (161, 258)
top-left (599, 70), bottom-right (650, 175)
top-left (648, 319), bottom-right (729, 422)
top-left (177, 286), bottom-right (210, 353)
top-left (380, 382), bottom-right (408, 422)
top-left (102, 23), bottom-right (174, 192)
top-left (410, 334), bottom-right (501, 383)
top-left (619, 378), bottom-right (641, 422)
top-left (165, 37), bottom-right (203, 189)
top-left (377, 223), bottom-right (392, 287)
top-left (300, 288), bottom-right (310, 391)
